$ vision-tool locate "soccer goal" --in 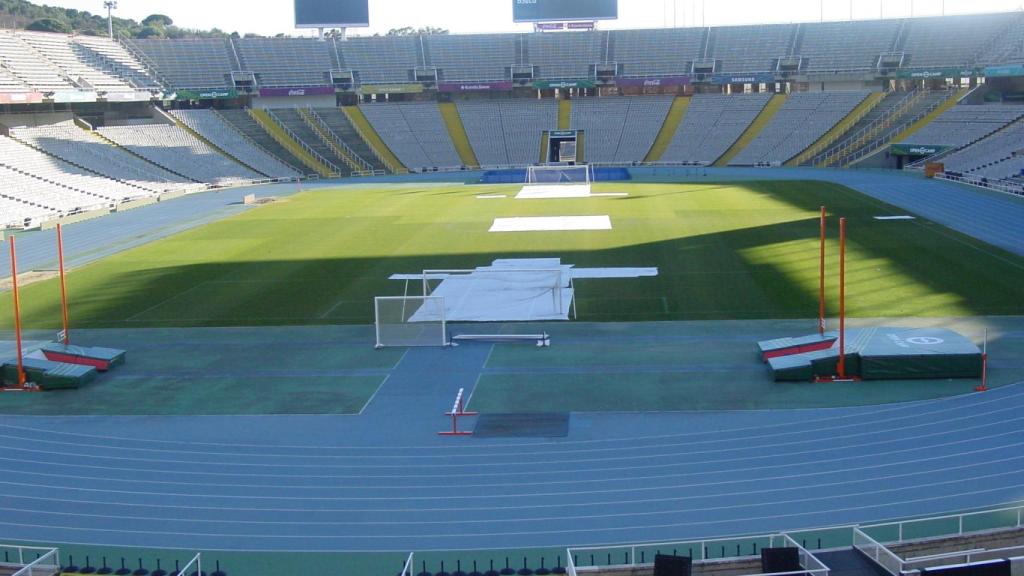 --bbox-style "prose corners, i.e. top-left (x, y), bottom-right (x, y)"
top-left (520, 164), bottom-right (593, 198)
top-left (374, 296), bottom-right (448, 348)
